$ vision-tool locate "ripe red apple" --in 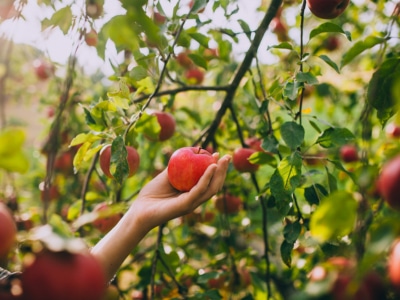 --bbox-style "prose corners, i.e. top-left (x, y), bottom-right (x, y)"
top-left (85, 29), bottom-right (98, 47)
top-left (33, 59), bottom-right (54, 80)
top-left (92, 203), bottom-right (122, 234)
top-left (306, 0), bottom-right (350, 19)
top-left (99, 144), bottom-right (140, 179)
top-left (54, 150), bottom-right (74, 174)
top-left (0, 202), bottom-right (17, 260)
top-left (21, 250), bottom-right (106, 300)
top-left (232, 148), bottom-right (259, 173)
top-left (152, 111), bottom-right (176, 141)
top-left (323, 36), bottom-right (340, 51)
top-left (386, 123), bottom-right (400, 138)
top-left (167, 147), bottom-right (217, 192)
top-left (270, 17), bottom-right (289, 42)
top-left (389, 239), bottom-right (400, 289)
top-left (185, 68), bottom-right (204, 85)
top-left (214, 194), bottom-right (243, 214)
top-left (377, 155), bottom-right (400, 210)
top-left (153, 12), bottom-right (166, 25)
top-left (246, 137), bottom-right (263, 152)
top-left (176, 51), bottom-right (193, 69)
top-left (339, 144), bottom-right (359, 163)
